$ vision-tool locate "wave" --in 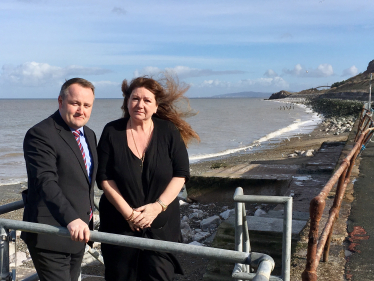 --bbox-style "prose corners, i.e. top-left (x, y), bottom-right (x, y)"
top-left (189, 113), bottom-right (321, 163)
top-left (0, 178), bottom-right (27, 186)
